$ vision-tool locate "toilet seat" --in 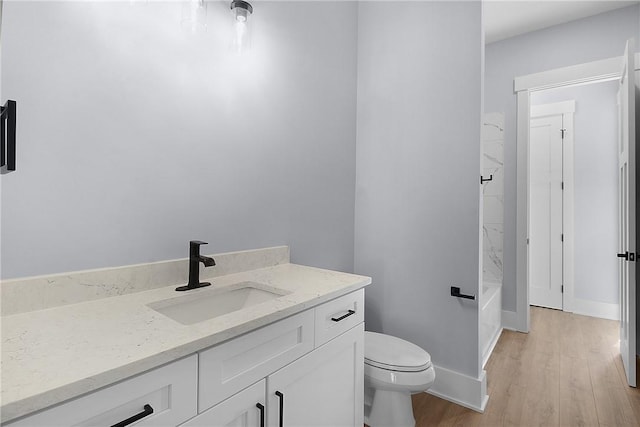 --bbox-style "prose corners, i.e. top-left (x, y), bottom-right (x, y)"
top-left (364, 331), bottom-right (432, 372)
